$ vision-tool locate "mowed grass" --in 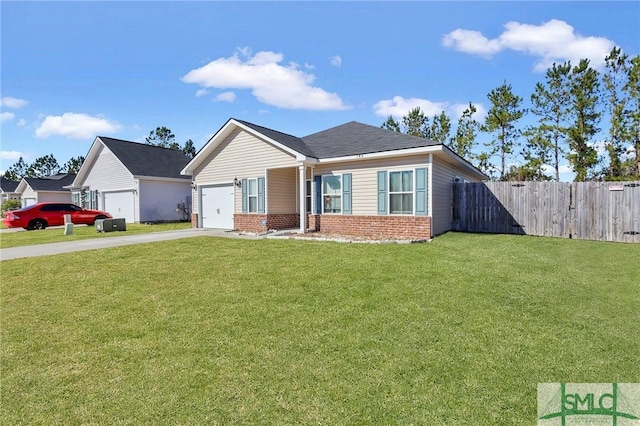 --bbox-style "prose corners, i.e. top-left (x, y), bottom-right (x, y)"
top-left (0, 221), bottom-right (191, 249)
top-left (1, 233), bottom-right (638, 424)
